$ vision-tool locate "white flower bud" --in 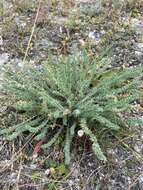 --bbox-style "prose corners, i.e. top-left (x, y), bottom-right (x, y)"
top-left (74, 109), bottom-right (80, 116)
top-left (77, 130), bottom-right (84, 137)
top-left (63, 109), bottom-right (71, 116)
top-left (44, 169), bottom-right (50, 175)
top-left (32, 153), bottom-right (38, 159)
